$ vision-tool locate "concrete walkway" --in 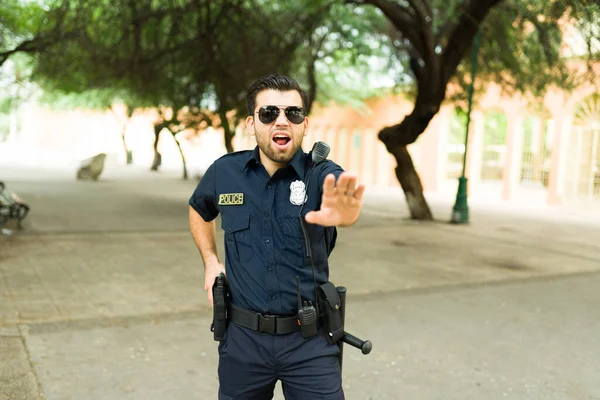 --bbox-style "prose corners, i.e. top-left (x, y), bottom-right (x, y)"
top-left (1, 156), bottom-right (600, 399)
